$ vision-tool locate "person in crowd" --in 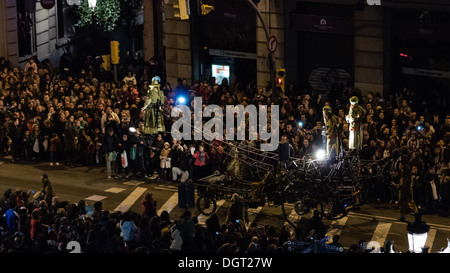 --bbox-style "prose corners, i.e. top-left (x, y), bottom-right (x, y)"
top-left (159, 142), bottom-right (171, 181)
top-left (64, 115), bottom-right (77, 168)
top-left (49, 132), bottom-right (62, 166)
top-left (102, 127), bottom-right (119, 179)
top-left (117, 132), bottom-right (130, 178)
top-left (170, 141), bottom-right (189, 183)
top-left (141, 192), bottom-right (157, 219)
top-left (40, 174), bottom-right (55, 205)
top-left (193, 144), bottom-right (209, 183)
top-left (392, 164), bottom-right (416, 222)
top-left (346, 96), bottom-right (366, 151)
top-left (225, 193), bottom-right (249, 225)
